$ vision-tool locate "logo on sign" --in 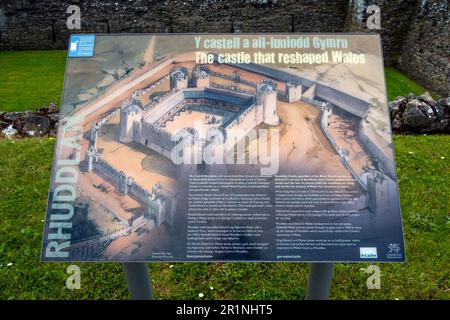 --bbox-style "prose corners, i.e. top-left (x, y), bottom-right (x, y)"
top-left (388, 243), bottom-right (401, 254)
top-left (68, 35), bottom-right (95, 58)
top-left (70, 41), bottom-right (78, 52)
top-left (386, 242), bottom-right (403, 259)
top-left (360, 247), bottom-right (377, 259)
